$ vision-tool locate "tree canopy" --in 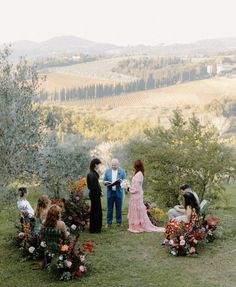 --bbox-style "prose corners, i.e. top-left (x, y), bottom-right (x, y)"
top-left (123, 110), bottom-right (236, 206)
